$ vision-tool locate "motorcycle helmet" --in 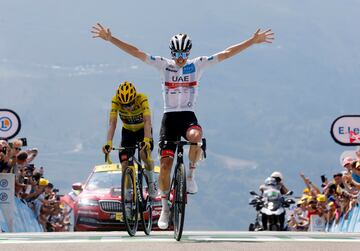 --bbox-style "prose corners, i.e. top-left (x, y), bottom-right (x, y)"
top-left (116, 81), bottom-right (137, 104)
top-left (264, 177), bottom-right (277, 186)
top-left (271, 171), bottom-right (283, 182)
